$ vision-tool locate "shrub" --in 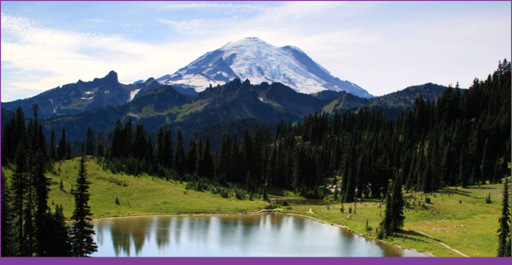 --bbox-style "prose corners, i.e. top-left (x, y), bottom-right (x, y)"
top-left (376, 228), bottom-right (384, 240)
top-left (485, 193), bottom-right (492, 204)
top-left (264, 203), bottom-right (278, 210)
top-left (219, 188), bottom-right (229, 198)
top-left (365, 219), bottom-right (372, 232)
top-left (235, 189), bottom-right (246, 200)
